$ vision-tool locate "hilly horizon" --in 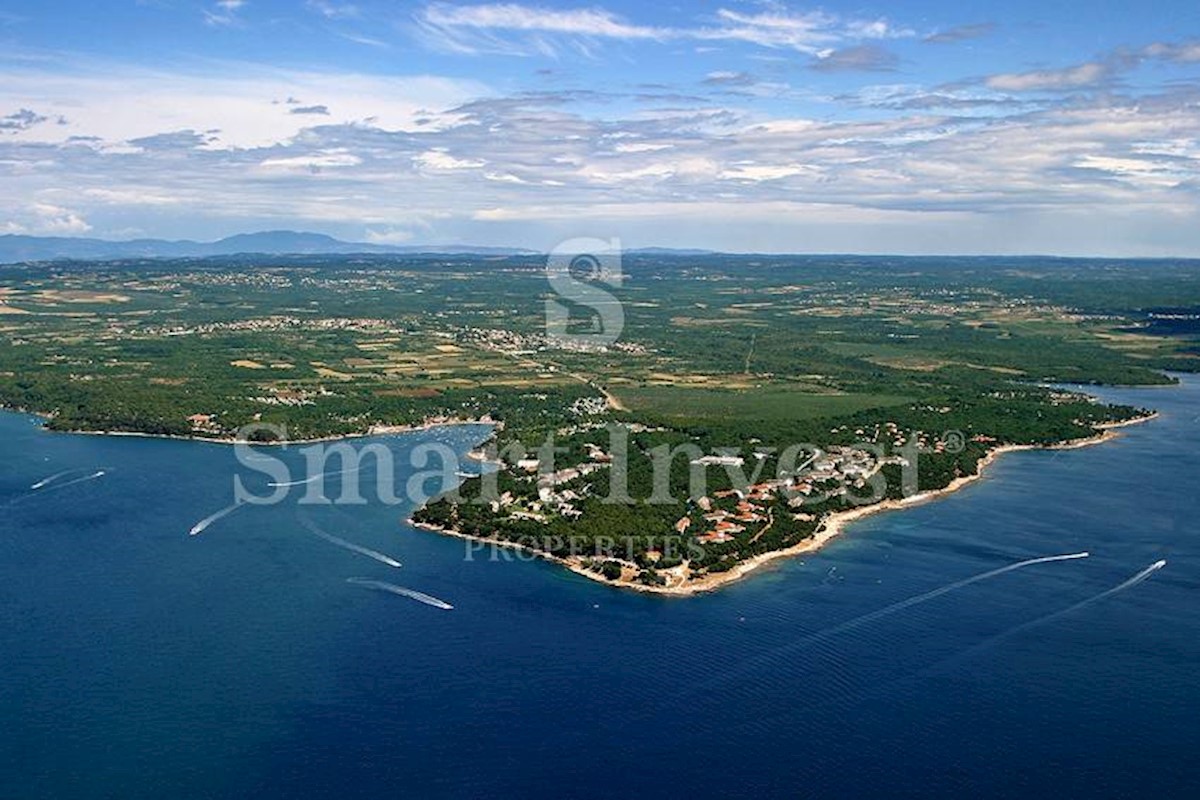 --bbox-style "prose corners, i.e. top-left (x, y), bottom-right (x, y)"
top-left (0, 232), bottom-right (733, 264)
top-left (0, 231), bottom-right (546, 263)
